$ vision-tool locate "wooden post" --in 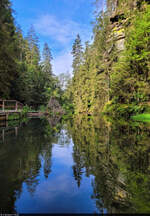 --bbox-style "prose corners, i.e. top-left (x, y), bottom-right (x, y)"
top-left (6, 120), bottom-right (8, 127)
top-left (2, 100), bottom-right (4, 112)
top-left (2, 129), bottom-right (4, 142)
top-left (15, 127), bottom-right (18, 137)
top-left (16, 101), bottom-right (18, 111)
